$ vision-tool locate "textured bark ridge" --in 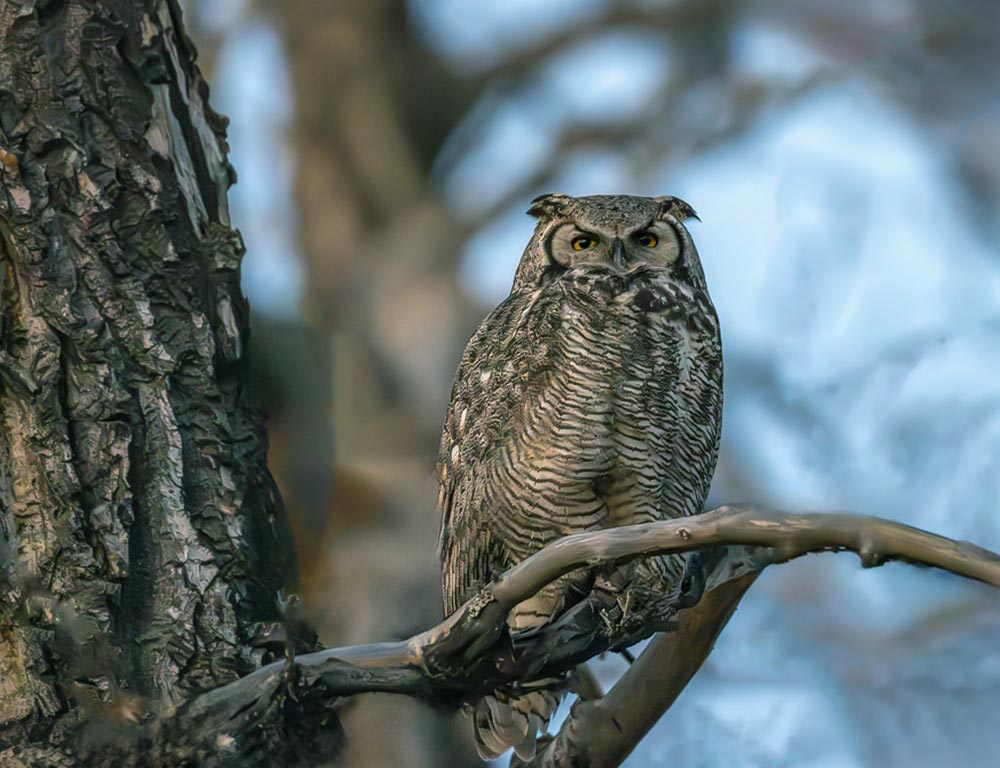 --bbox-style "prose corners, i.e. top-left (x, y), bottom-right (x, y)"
top-left (0, 0), bottom-right (297, 760)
